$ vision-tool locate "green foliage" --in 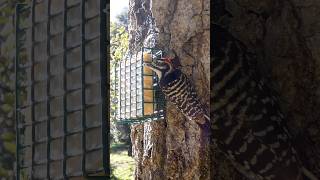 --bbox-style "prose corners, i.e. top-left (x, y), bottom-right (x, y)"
top-left (3, 93), bottom-right (14, 105)
top-left (0, 1), bottom-right (28, 178)
top-left (0, 167), bottom-right (9, 177)
top-left (0, 17), bottom-right (9, 25)
top-left (110, 13), bottom-right (131, 145)
top-left (110, 22), bottom-right (129, 63)
top-left (3, 141), bottom-right (16, 155)
top-left (1, 104), bottom-right (12, 113)
top-left (109, 10), bottom-right (135, 179)
top-left (1, 6), bottom-right (15, 14)
top-left (110, 143), bottom-right (134, 180)
top-left (1, 132), bottom-right (15, 141)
